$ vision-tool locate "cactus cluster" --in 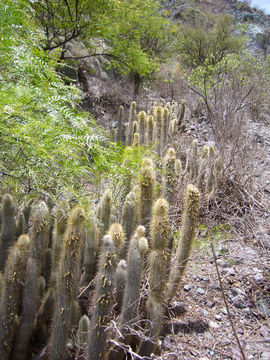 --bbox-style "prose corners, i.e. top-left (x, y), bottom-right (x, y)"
top-left (0, 97), bottom-right (224, 360)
